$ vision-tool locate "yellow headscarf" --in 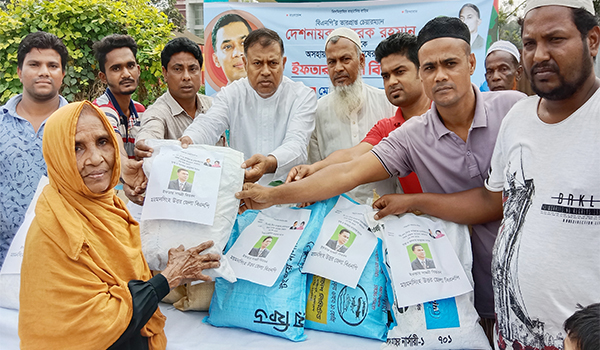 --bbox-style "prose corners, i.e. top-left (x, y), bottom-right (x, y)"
top-left (19, 101), bottom-right (166, 350)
